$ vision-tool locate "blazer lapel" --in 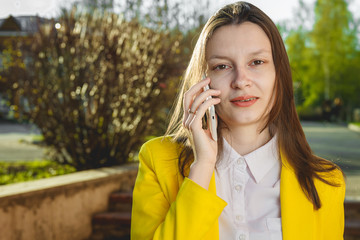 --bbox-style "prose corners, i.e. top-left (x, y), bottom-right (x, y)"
top-left (280, 151), bottom-right (315, 240)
